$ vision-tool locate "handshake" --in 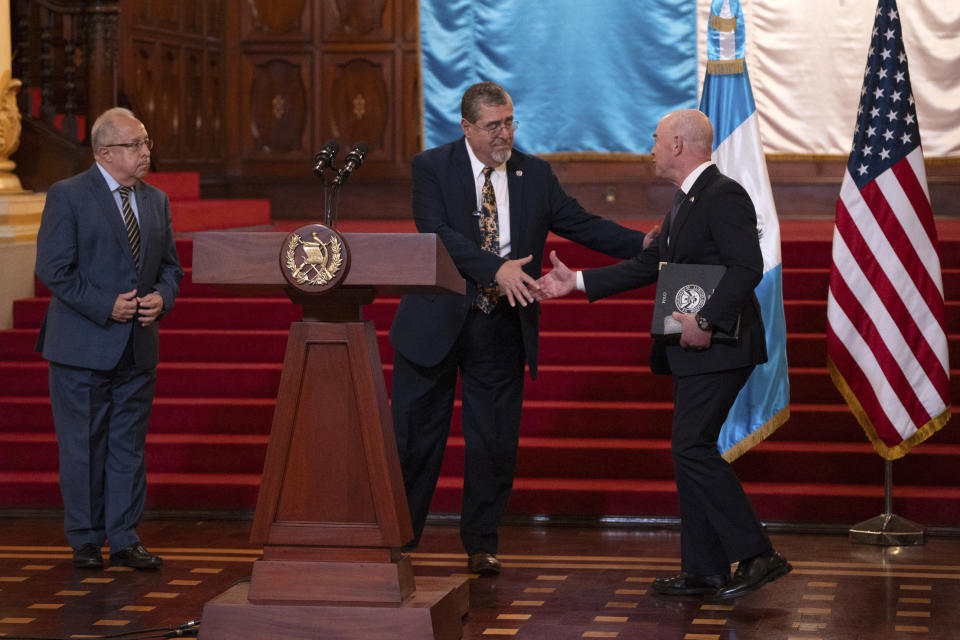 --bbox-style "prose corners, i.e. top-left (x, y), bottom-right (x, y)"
top-left (499, 223), bottom-right (660, 307)
top-left (492, 250), bottom-right (585, 308)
